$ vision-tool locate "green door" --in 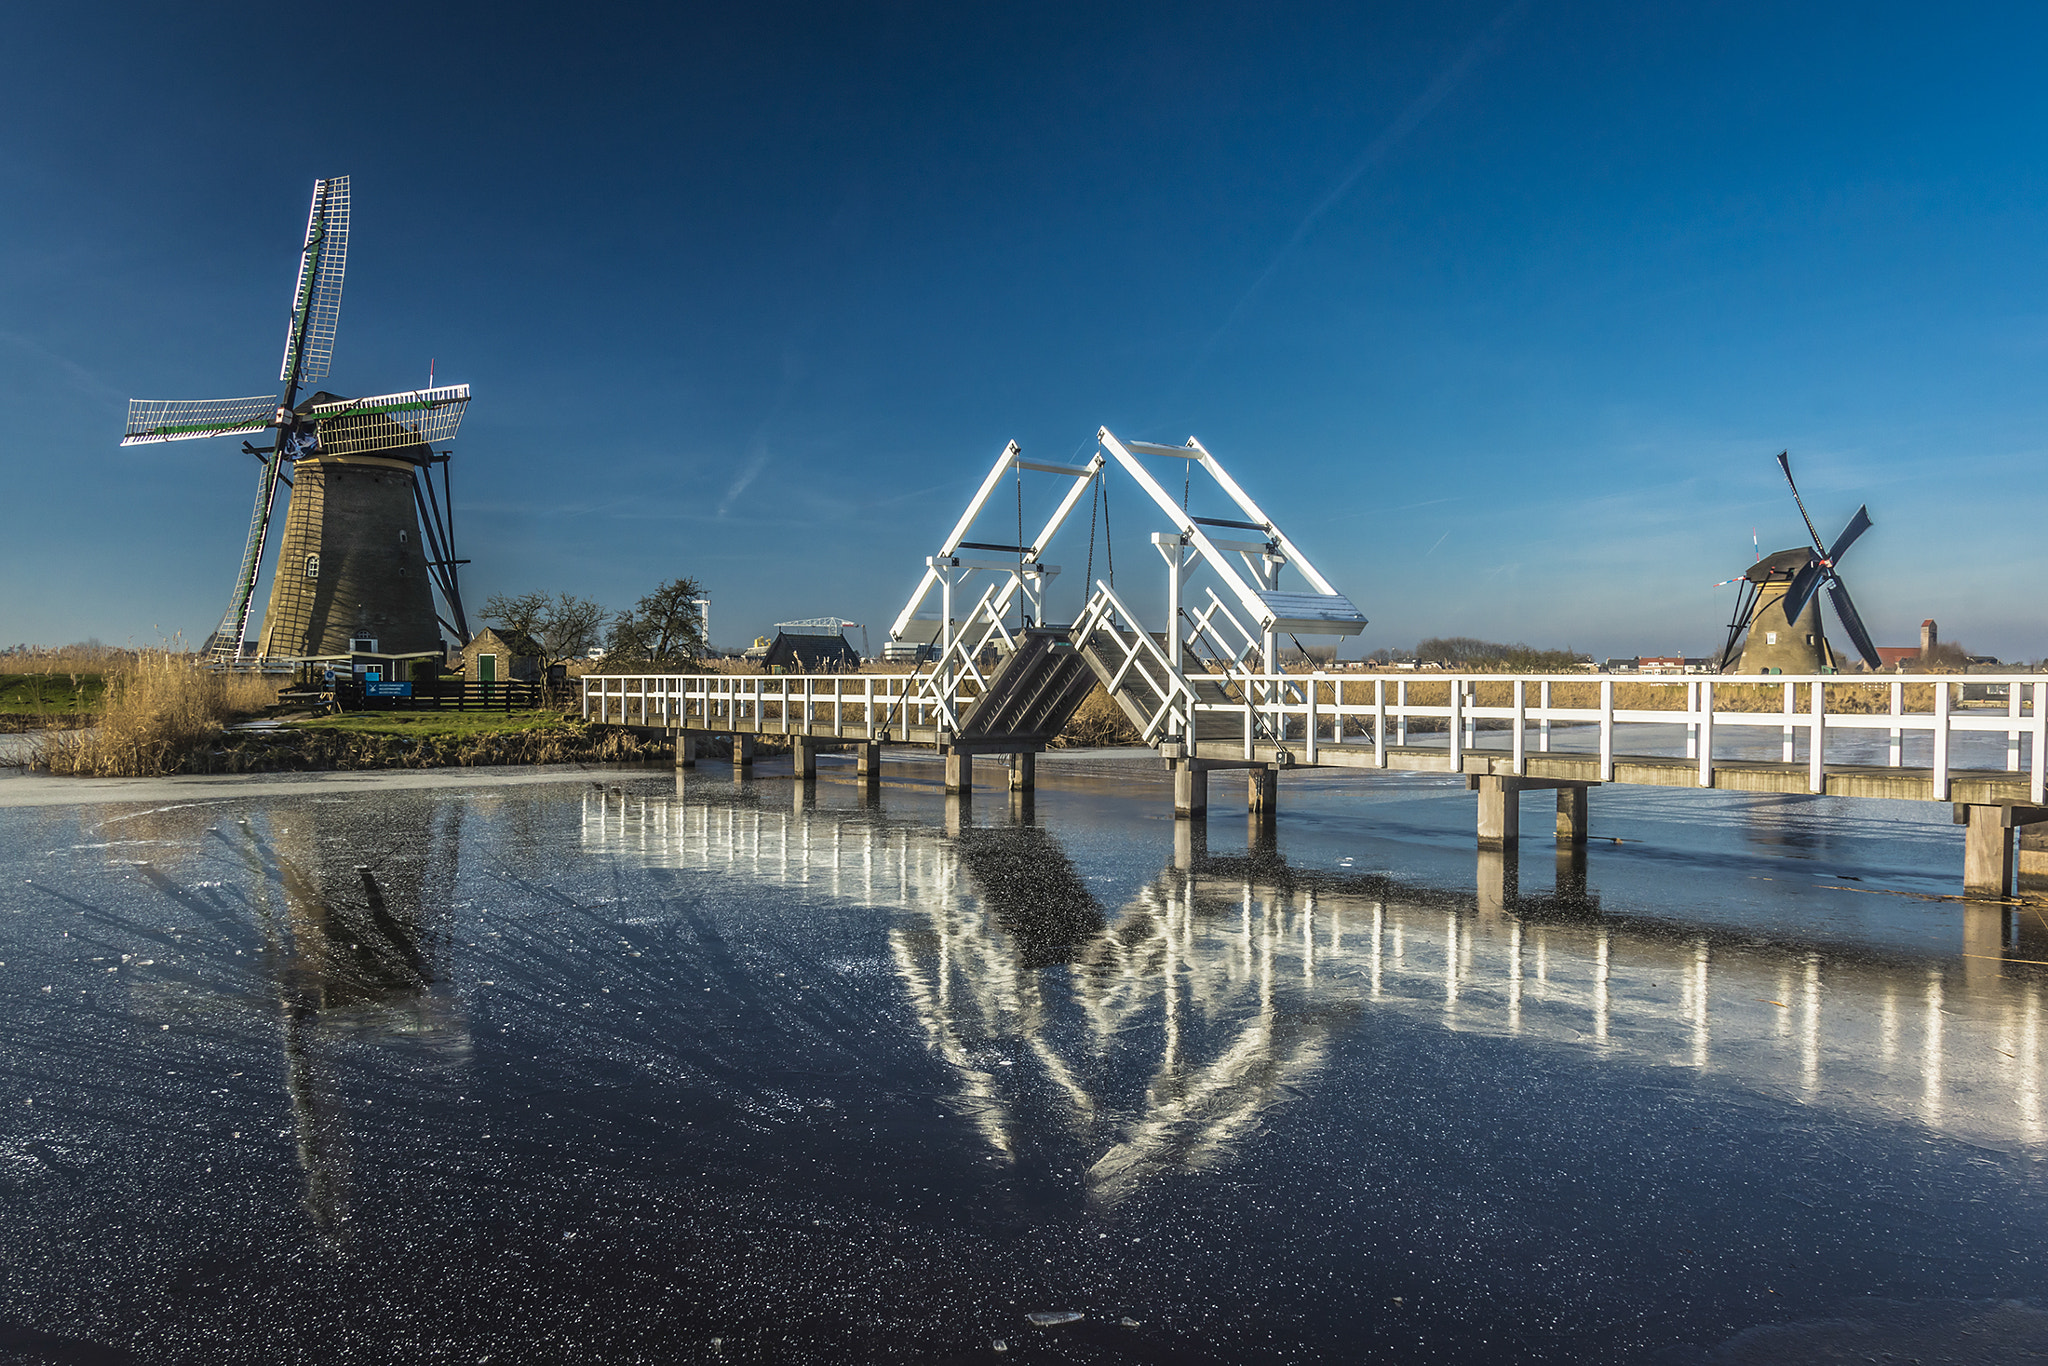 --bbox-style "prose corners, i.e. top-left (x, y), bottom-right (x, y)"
top-left (479, 654), bottom-right (497, 683)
